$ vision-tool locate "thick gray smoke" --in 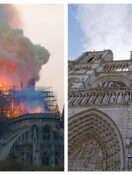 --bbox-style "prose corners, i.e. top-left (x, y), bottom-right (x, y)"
top-left (0, 19), bottom-right (50, 86)
top-left (0, 4), bottom-right (22, 28)
top-left (0, 5), bottom-right (50, 87)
